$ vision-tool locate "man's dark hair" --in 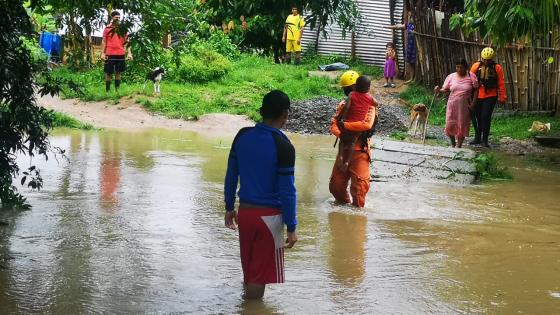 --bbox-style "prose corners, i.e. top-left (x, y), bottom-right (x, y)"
top-left (260, 90), bottom-right (291, 119)
top-left (111, 11), bottom-right (121, 17)
top-left (291, 4), bottom-right (298, 10)
top-left (355, 75), bottom-right (371, 93)
top-left (456, 59), bottom-right (468, 68)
